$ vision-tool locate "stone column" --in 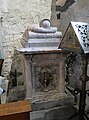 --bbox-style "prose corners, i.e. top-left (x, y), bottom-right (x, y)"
top-left (24, 55), bottom-right (33, 100)
top-left (58, 54), bottom-right (66, 95)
